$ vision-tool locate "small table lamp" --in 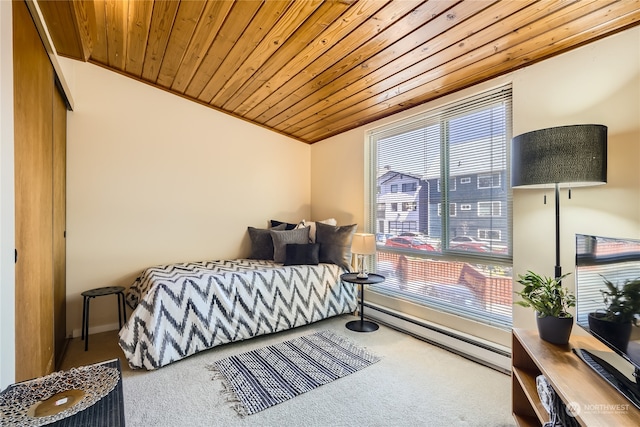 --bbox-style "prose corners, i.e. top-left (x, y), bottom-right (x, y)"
top-left (351, 233), bottom-right (377, 279)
